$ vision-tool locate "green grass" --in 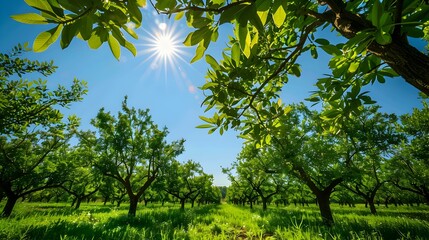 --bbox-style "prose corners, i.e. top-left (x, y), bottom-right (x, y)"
top-left (1, 202), bottom-right (428, 239)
